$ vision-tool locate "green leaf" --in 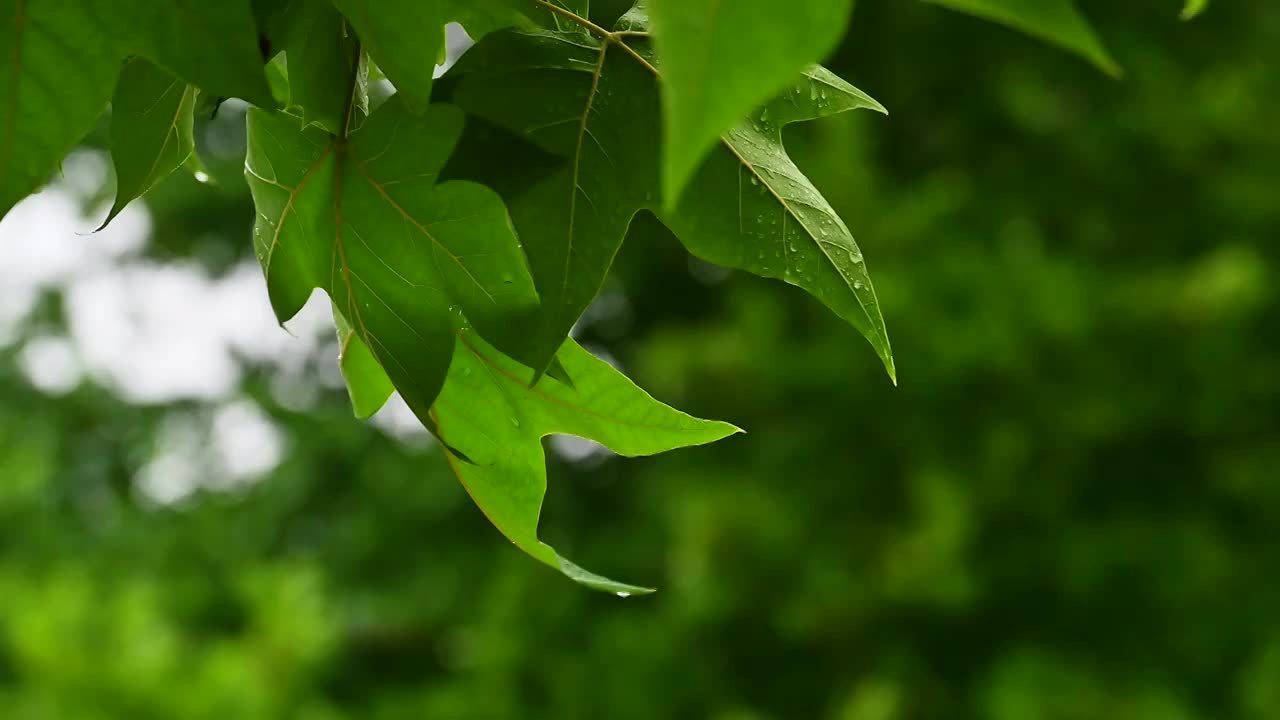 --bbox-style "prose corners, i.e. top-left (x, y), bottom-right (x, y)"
top-left (646, 0), bottom-right (854, 206)
top-left (432, 328), bottom-right (740, 593)
top-left (278, 0), bottom-right (365, 133)
top-left (449, 18), bottom-right (895, 381)
top-left (102, 0), bottom-right (276, 107)
top-left (923, 0), bottom-right (1121, 77)
top-left (334, 305), bottom-right (394, 418)
top-left (332, 0), bottom-right (534, 114)
top-left (662, 66), bottom-right (895, 382)
top-left (244, 96), bottom-right (540, 425)
top-left (99, 58), bottom-right (195, 230)
top-left (1181, 0), bottom-right (1209, 20)
top-left (332, 0), bottom-right (447, 112)
top-left (0, 0), bottom-right (117, 218)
